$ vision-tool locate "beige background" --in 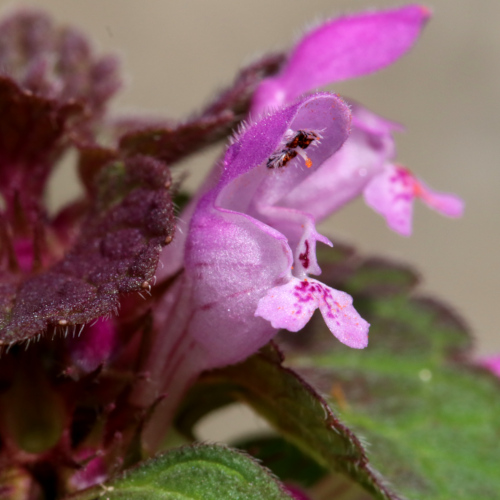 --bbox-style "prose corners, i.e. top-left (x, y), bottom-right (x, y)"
top-left (1, 0), bottom-right (498, 360)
